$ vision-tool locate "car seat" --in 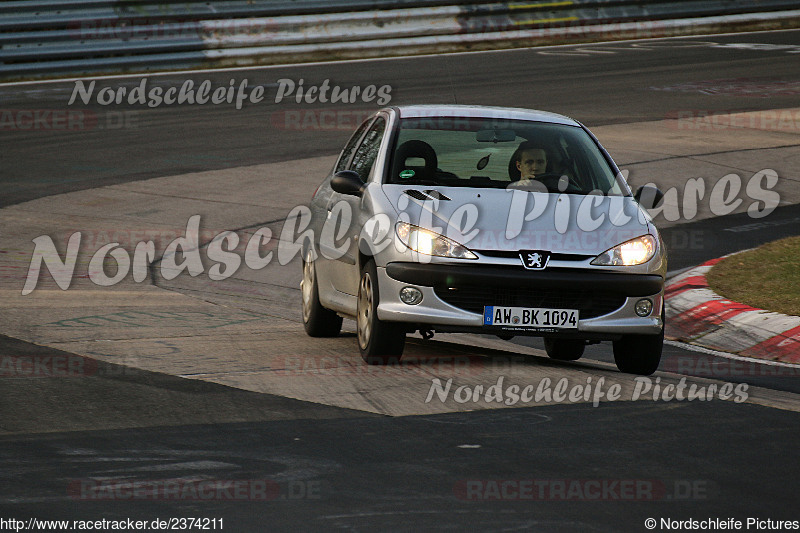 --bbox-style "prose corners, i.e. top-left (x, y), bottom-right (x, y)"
top-left (393, 140), bottom-right (438, 182)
